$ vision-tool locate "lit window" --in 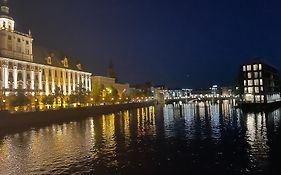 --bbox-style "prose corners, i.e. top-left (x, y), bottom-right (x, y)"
top-left (254, 72), bottom-right (259, 78)
top-left (261, 95), bottom-right (264, 103)
top-left (255, 87), bottom-right (259, 93)
top-left (260, 79), bottom-right (263, 85)
top-left (259, 64), bottom-right (262, 70)
top-left (248, 73), bottom-right (252, 78)
top-left (248, 80), bottom-right (253, 86)
top-left (254, 79), bottom-right (259, 86)
top-left (62, 57), bottom-right (68, 68)
top-left (243, 66), bottom-right (246, 71)
top-left (244, 80), bottom-right (247, 86)
top-left (248, 87), bottom-right (253, 93)
top-left (253, 64), bottom-right (258, 71)
top-left (255, 95), bottom-right (261, 103)
top-left (261, 87), bottom-right (263, 92)
top-left (259, 72), bottom-right (262, 77)
top-left (47, 57), bottom-right (52, 65)
top-left (244, 87), bottom-right (248, 93)
top-left (247, 65), bottom-right (251, 71)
